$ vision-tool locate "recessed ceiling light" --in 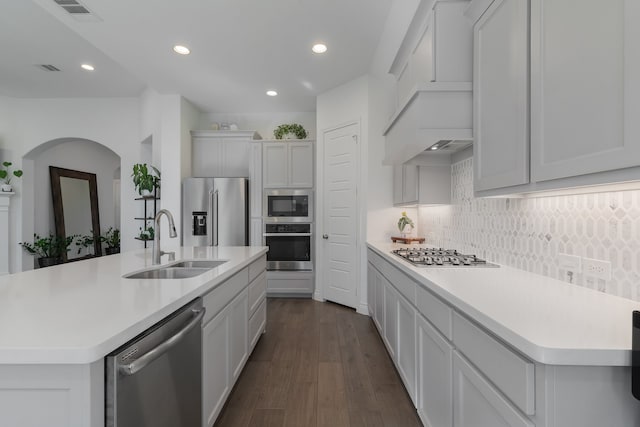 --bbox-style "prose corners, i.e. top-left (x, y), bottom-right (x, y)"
top-left (173, 45), bottom-right (191, 55)
top-left (81, 64), bottom-right (94, 71)
top-left (312, 43), bottom-right (327, 54)
top-left (266, 90), bottom-right (278, 97)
